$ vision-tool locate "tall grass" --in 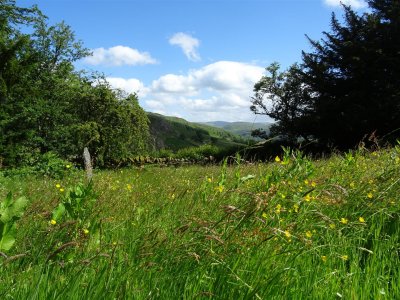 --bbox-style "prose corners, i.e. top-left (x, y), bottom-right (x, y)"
top-left (0, 147), bottom-right (399, 299)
